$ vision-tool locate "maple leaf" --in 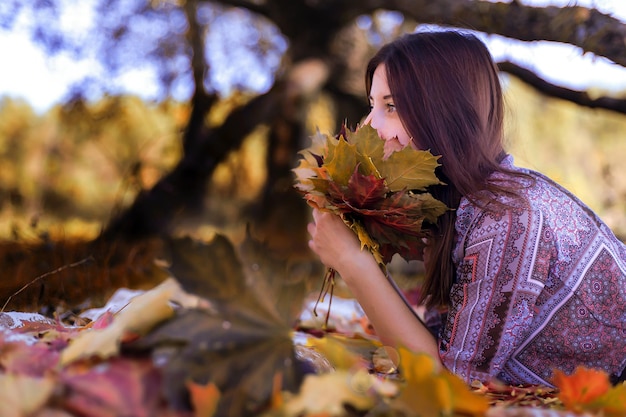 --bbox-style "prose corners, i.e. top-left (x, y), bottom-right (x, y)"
top-left (324, 137), bottom-right (359, 186)
top-left (389, 347), bottom-right (489, 417)
top-left (552, 366), bottom-right (626, 416)
top-left (327, 183), bottom-right (447, 263)
top-left (60, 356), bottom-right (163, 417)
top-left (279, 371), bottom-right (375, 416)
top-left (59, 278), bottom-right (179, 365)
top-left (293, 122), bottom-right (447, 266)
top-left (125, 231), bottom-right (313, 417)
top-left (552, 366), bottom-right (610, 408)
top-left (345, 169), bottom-right (387, 207)
top-left (0, 373), bottom-right (55, 417)
top-left (306, 333), bottom-right (372, 371)
top-left (0, 340), bottom-right (60, 376)
top-left (586, 383), bottom-right (626, 417)
top-left (346, 124), bottom-right (443, 191)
